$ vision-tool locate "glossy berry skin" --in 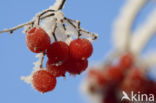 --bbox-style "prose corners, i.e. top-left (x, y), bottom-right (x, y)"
top-left (32, 70), bottom-right (56, 93)
top-left (47, 41), bottom-right (69, 64)
top-left (119, 53), bottom-right (133, 69)
top-left (66, 58), bottom-right (88, 75)
top-left (26, 27), bottom-right (51, 53)
top-left (46, 60), bottom-right (66, 77)
top-left (69, 38), bottom-right (93, 60)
